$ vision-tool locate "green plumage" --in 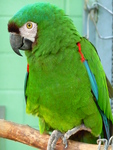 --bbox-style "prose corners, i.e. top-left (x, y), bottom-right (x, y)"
top-left (9, 2), bottom-right (113, 143)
